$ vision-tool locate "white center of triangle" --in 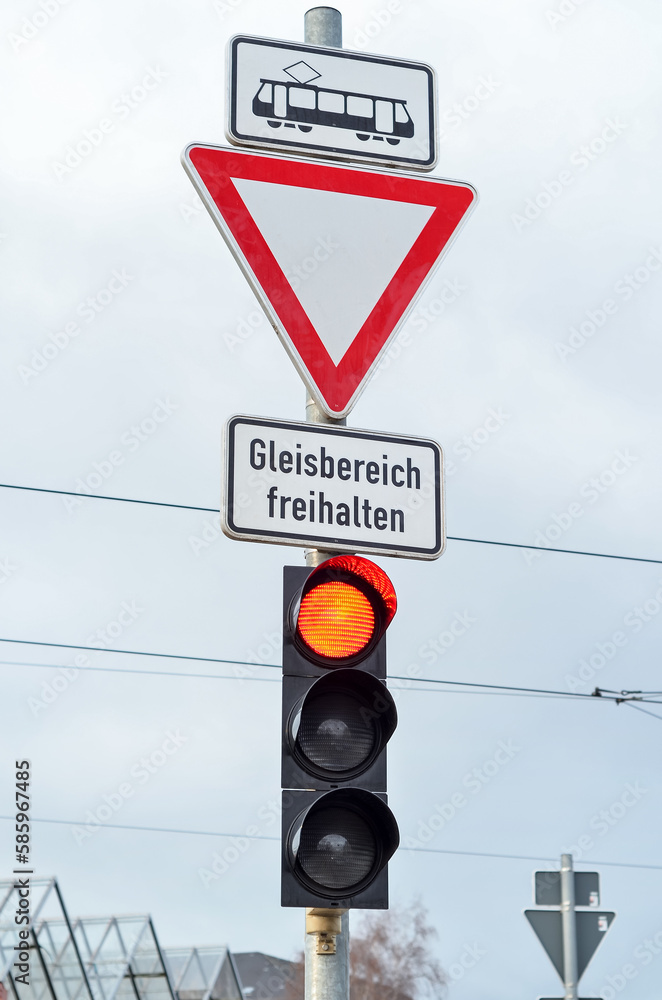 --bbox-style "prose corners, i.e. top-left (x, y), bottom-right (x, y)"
top-left (230, 177), bottom-right (436, 365)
